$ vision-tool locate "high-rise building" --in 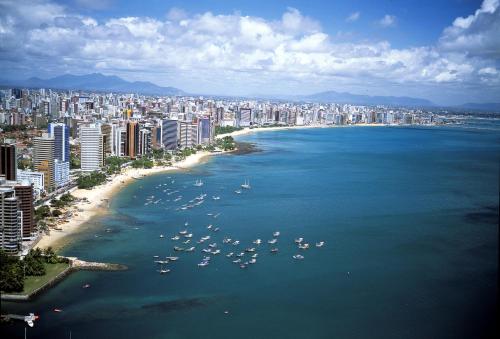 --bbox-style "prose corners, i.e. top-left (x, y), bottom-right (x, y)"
top-left (0, 186), bottom-right (22, 254)
top-left (101, 123), bottom-right (112, 157)
top-left (80, 125), bottom-right (103, 172)
top-left (179, 121), bottom-right (198, 149)
top-left (48, 123), bottom-right (70, 162)
top-left (16, 170), bottom-right (44, 198)
top-left (198, 117), bottom-right (213, 145)
top-left (33, 134), bottom-right (55, 192)
top-left (0, 143), bottom-right (17, 181)
top-left (126, 122), bottom-right (139, 159)
top-left (162, 119), bottom-right (178, 150)
top-left (139, 129), bottom-right (152, 156)
top-left (13, 184), bottom-right (34, 239)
